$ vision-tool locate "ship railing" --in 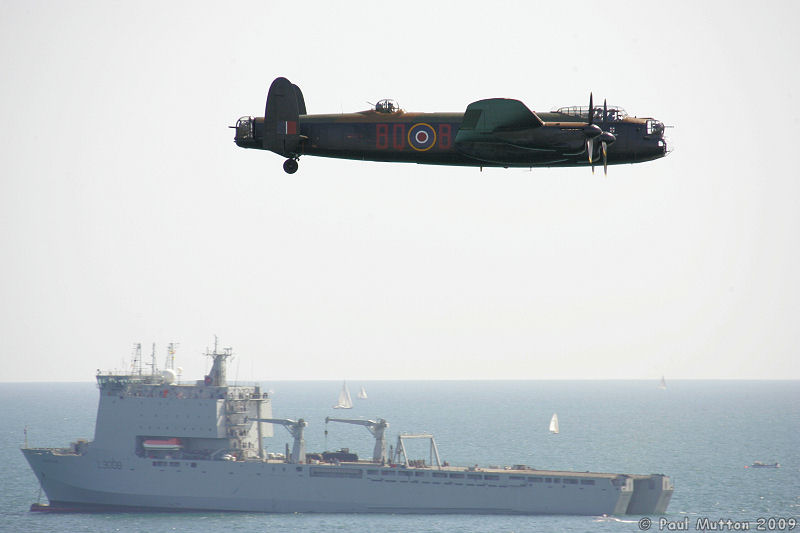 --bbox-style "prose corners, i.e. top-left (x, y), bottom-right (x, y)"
top-left (96, 374), bottom-right (162, 389)
top-left (226, 402), bottom-right (249, 413)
